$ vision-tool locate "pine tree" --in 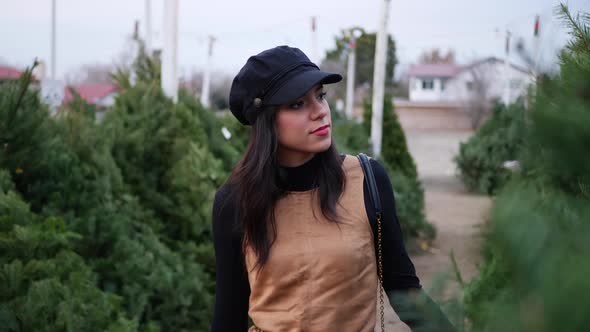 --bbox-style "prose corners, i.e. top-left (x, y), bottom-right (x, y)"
top-left (363, 94), bottom-right (417, 180)
top-left (362, 95), bottom-right (433, 240)
top-left (455, 101), bottom-right (526, 194)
